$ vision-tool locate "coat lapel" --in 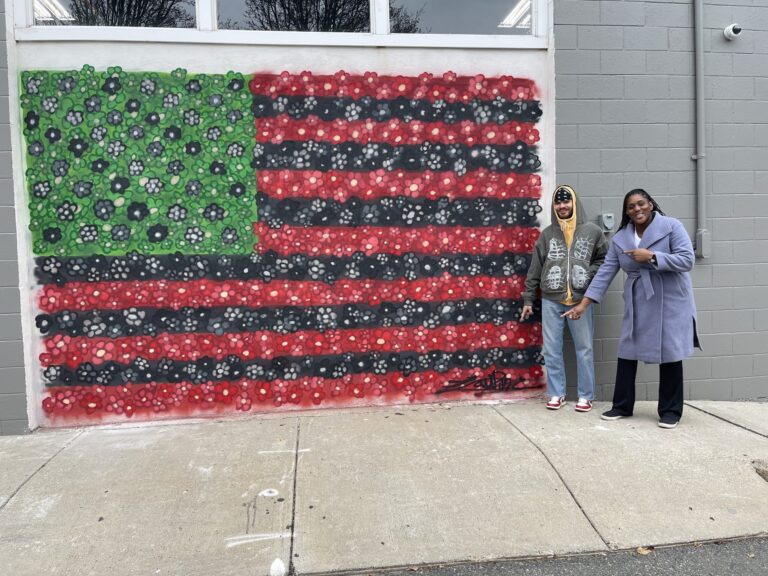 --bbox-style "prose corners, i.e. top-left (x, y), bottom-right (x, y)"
top-left (611, 226), bottom-right (636, 252)
top-left (639, 214), bottom-right (672, 248)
